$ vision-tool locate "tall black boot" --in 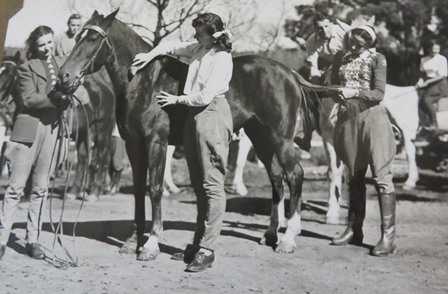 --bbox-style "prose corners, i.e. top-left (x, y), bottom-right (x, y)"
top-left (332, 182), bottom-right (366, 246)
top-left (371, 190), bottom-right (397, 257)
